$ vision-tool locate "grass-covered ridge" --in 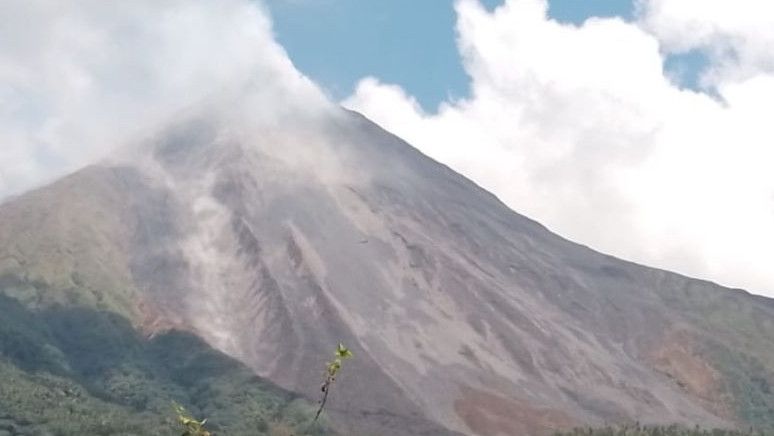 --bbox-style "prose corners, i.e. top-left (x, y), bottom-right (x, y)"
top-left (0, 293), bottom-right (332, 436)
